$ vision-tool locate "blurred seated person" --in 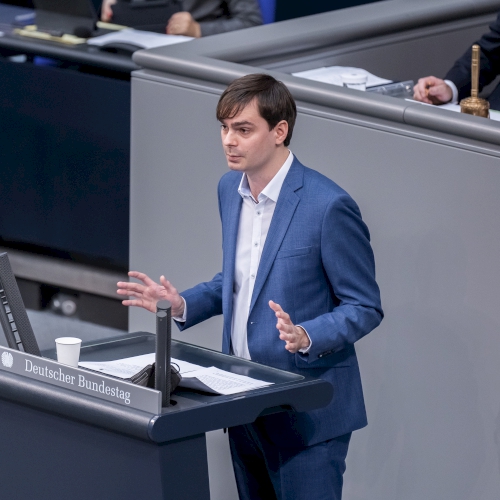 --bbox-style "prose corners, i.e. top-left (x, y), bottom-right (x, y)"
top-left (413, 11), bottom-right (500, 110)
top-left (101, 0), bottom-right (263, 37)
